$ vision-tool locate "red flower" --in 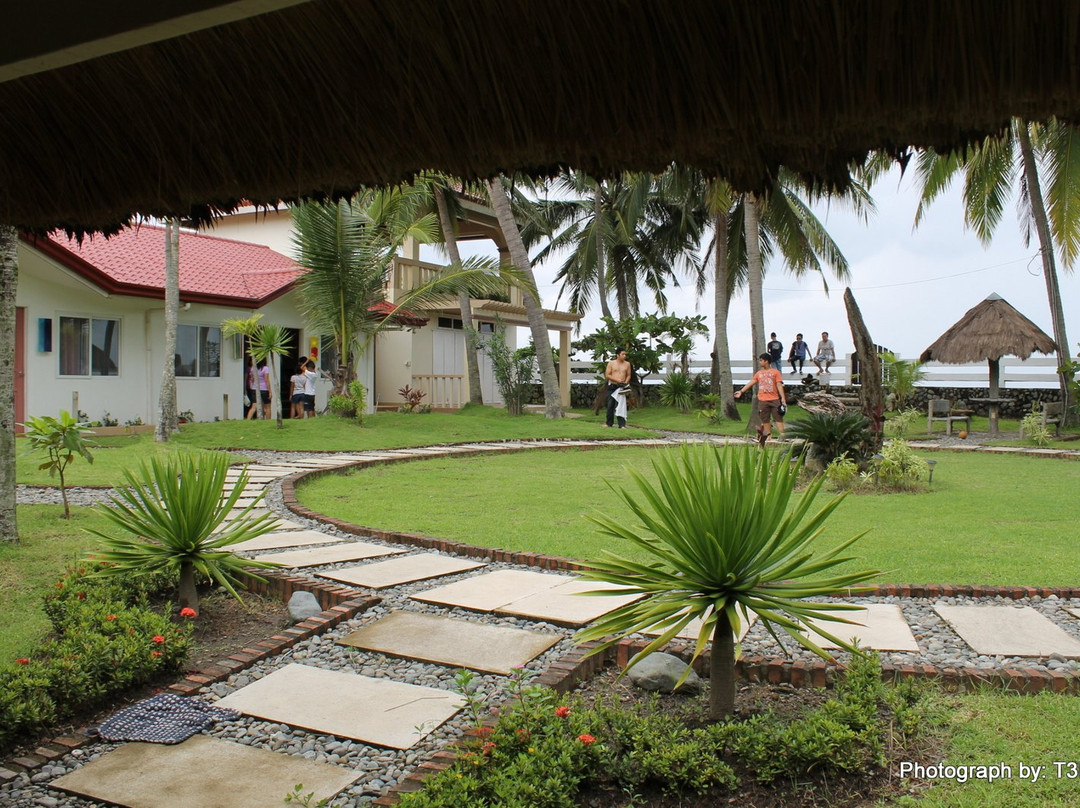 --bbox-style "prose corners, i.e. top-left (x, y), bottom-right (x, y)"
top-left (179, 607), bottom-right (197, 619)
top-left (152, 635), bottom-right (165, 644)
top-left (15, 658), bottom-right (29, 665)
top-left (76, 592), bottom-right (86, 601)
top-left (474, 726), bottom-right (494, 738)
top-left (578, 734), bottom-right (597, 745)
top-left (515, 728), bottom-right (531, 740)
top-left (481, 741), bottom-right (496, 755)
top-left (151, 651), bottom-right (163, 658)
top-left (55, 582), bottom-right (64, 590)
top-left (555, 706), bottom-right (571, 718)
top-left (105, 614), bottom-right (117, 621)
